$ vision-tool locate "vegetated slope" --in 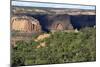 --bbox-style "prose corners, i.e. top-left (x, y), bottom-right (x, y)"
top-left (11, 27), bottom-right (96, 66)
